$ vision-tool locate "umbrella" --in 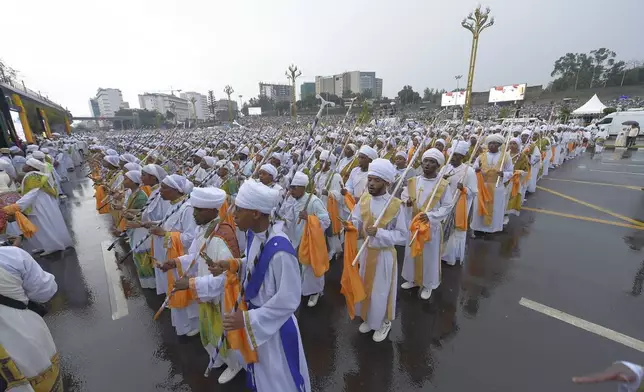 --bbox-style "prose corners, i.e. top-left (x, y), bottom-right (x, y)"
top-left (622, 121), bottom-right (639, 126)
